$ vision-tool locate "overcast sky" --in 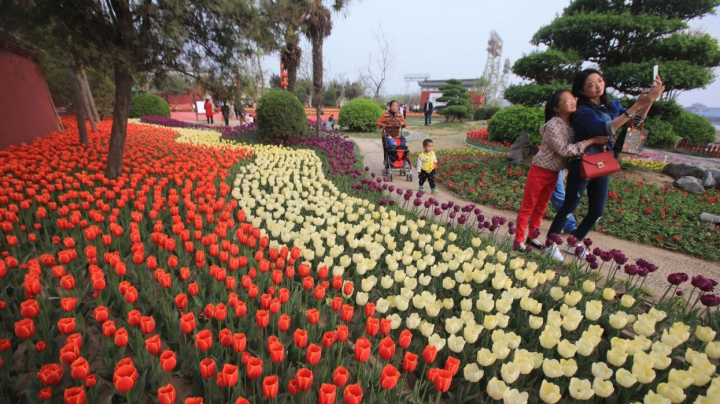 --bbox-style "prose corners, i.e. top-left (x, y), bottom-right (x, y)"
top-left (269, 0), bottom-right (720, 107)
